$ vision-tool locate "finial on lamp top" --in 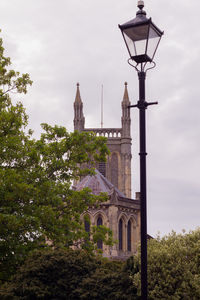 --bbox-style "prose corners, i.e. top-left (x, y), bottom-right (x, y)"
top-left (138, 0), bottom-right (144, 10)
